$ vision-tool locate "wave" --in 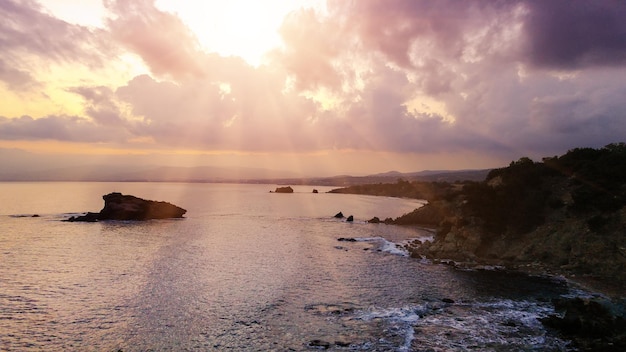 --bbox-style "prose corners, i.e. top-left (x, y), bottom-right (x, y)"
top-left (354, 299), bottom-right (572, 351)
top-left (347, 235), bottom-right (434, 257)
